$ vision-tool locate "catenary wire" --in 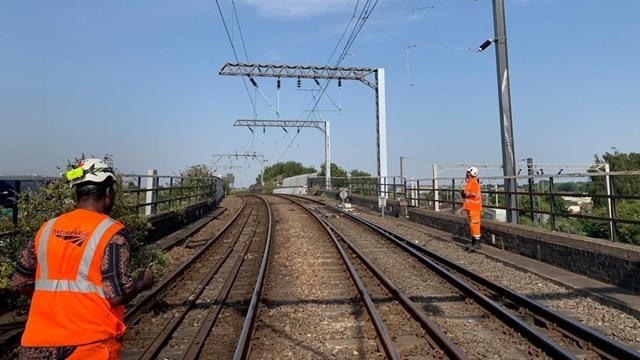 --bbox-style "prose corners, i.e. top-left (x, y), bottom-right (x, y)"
top-left (278, 0), bottom-right (381, 162)
top-left (215, 0), bottom-right (256, 113)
